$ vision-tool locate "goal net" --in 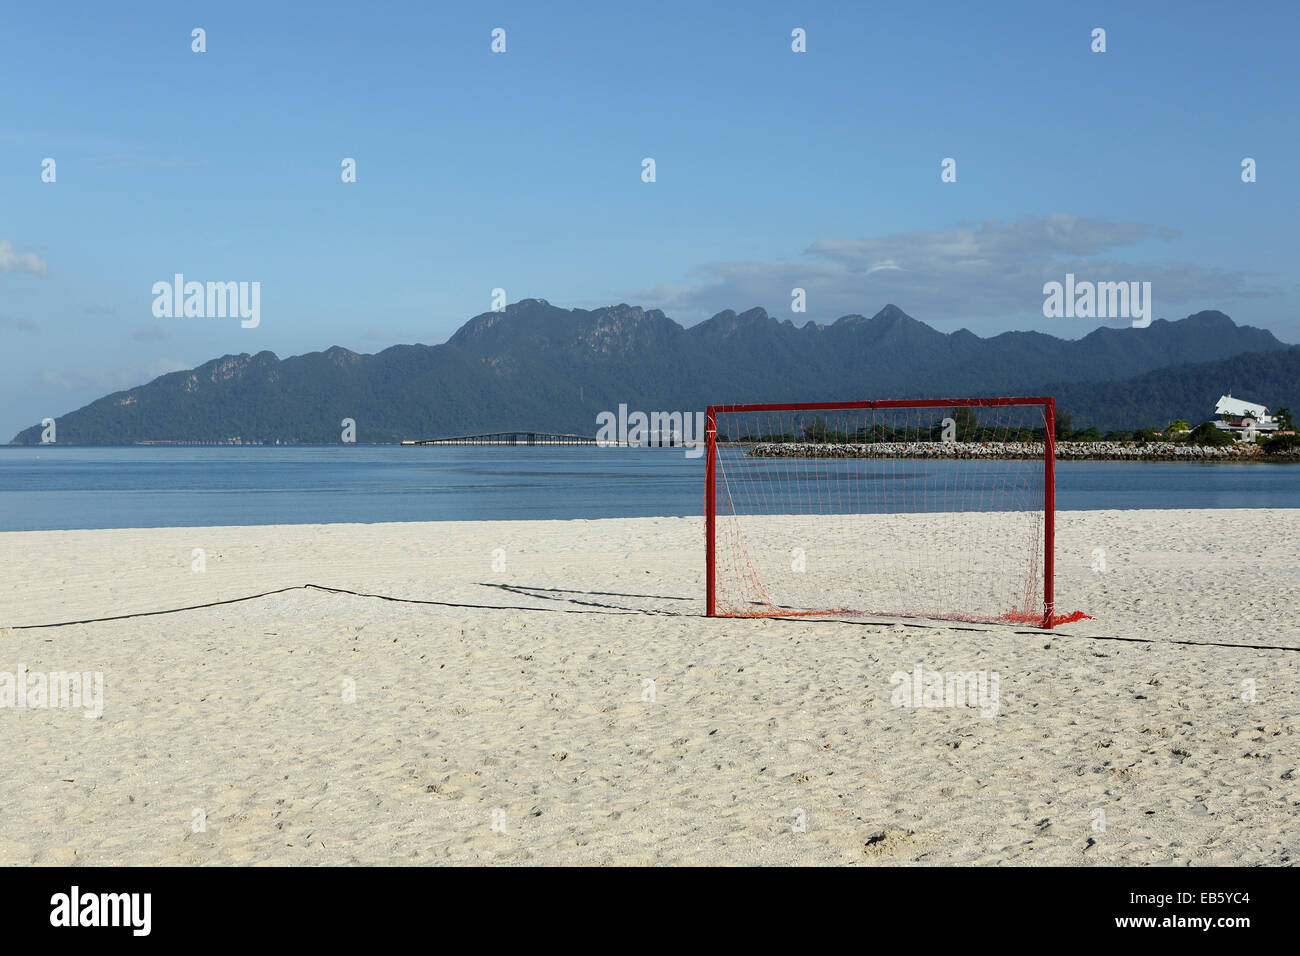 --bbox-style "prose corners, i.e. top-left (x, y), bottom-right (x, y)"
top-left (705, 398), bottom-right (1086, 628)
